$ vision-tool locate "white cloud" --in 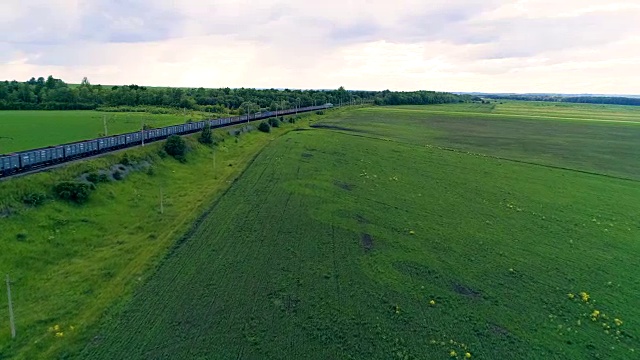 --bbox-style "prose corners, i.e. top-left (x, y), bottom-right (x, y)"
top-left (1, 0), bottom-right (639, 94)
